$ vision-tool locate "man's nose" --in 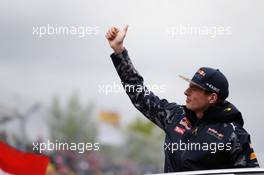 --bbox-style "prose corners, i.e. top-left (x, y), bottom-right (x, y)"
top-left (184, 88), bottom-right (190, 96)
